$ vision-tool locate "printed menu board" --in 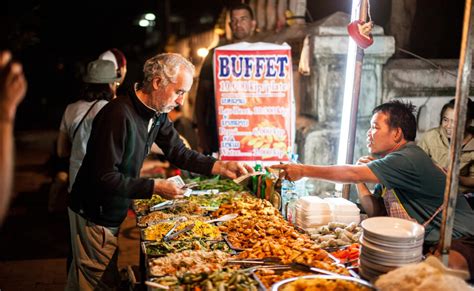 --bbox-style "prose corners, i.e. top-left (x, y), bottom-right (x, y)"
top-left (214, 42), bottom-right (294, 162)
